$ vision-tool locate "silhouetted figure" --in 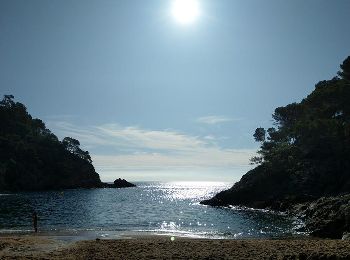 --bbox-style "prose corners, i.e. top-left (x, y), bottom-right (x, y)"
top-left (32, 212), bottom-right (38, 233)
